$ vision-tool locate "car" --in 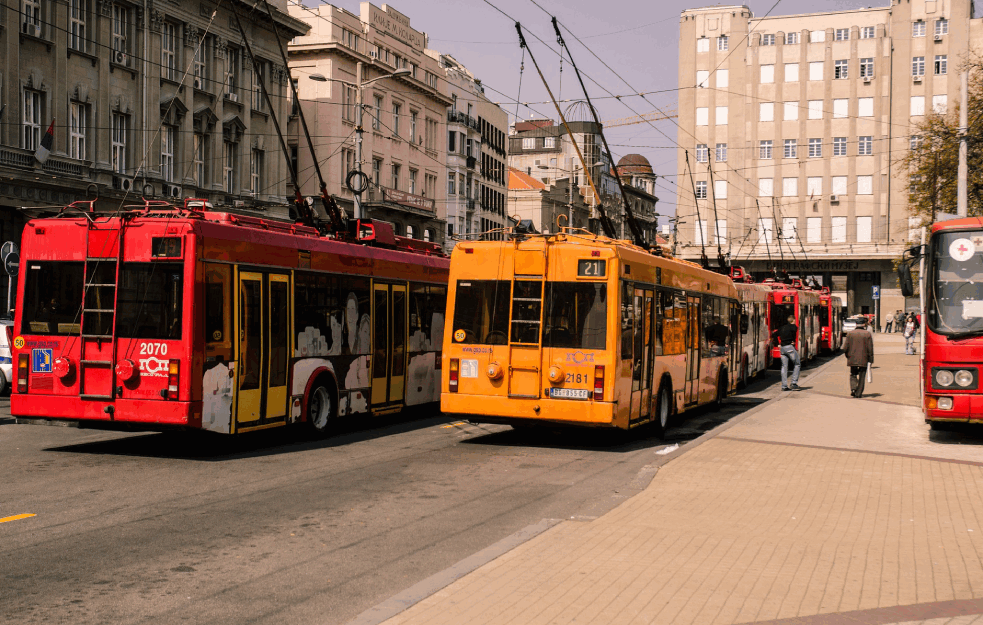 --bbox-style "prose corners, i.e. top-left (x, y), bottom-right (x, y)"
top-left (842, 315), bottom-right (866, 333)
top-left (0, 319), bottom-right (11, 395)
